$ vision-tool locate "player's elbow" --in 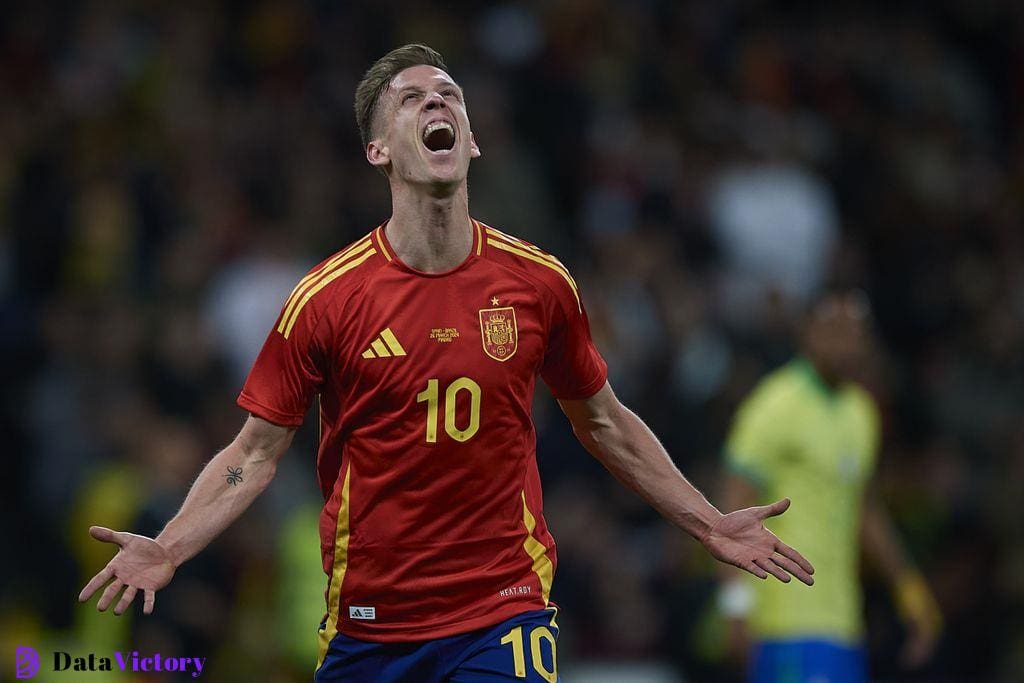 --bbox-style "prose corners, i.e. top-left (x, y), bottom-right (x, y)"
top-left (573, 413), bottom-right (631, 465)
top-left (231, 433), bottom-right (289, 491)
top-left (253, 458), bottom-right (280, 491)
top-left (231, 447), bottom-right (280, 493)
top-left (235, 416), bottom-right (296, 464)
